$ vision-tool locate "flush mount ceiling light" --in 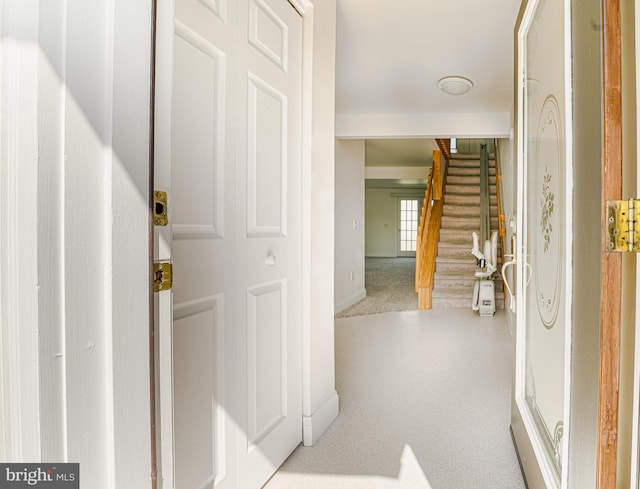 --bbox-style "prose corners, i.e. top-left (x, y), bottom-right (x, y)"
top-left (437, 76), bottom-right (474, 96)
